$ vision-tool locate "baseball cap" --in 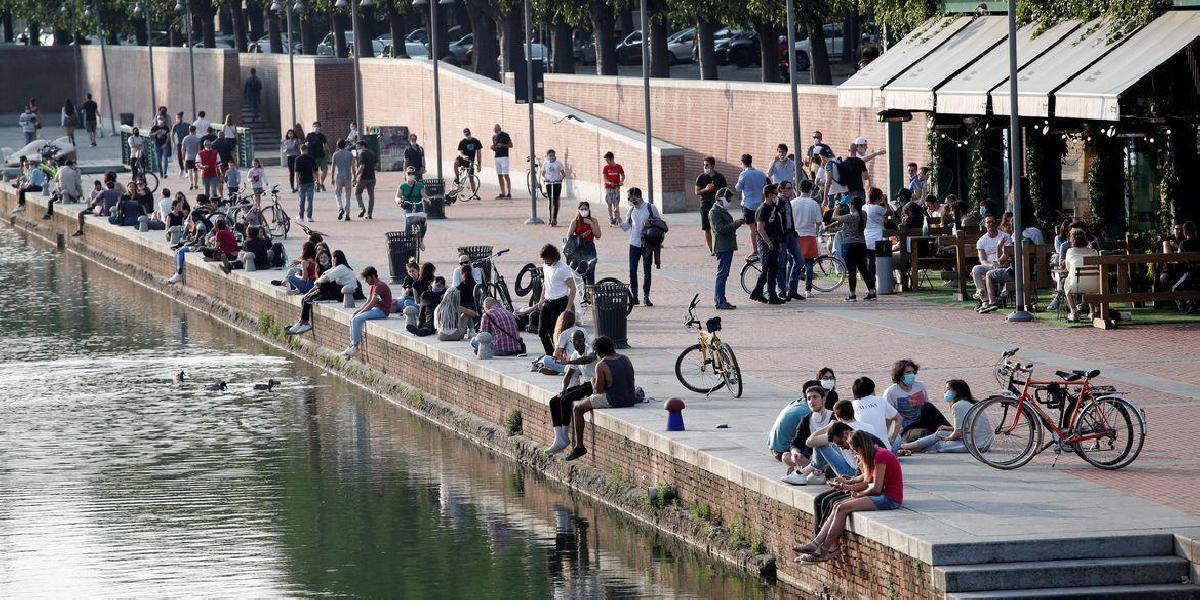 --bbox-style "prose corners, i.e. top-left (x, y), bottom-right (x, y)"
top-left (853, 136), bottom-right (868, 146)
top-left (458, 254), bottom-right (470, 265)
